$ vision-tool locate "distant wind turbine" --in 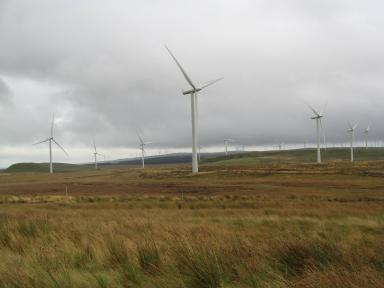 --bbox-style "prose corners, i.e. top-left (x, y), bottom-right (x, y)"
top-left (92, 140), bottom-right (104, 170)
top-left (363, 123), bottom-right (371, 150)
top-left (224, 138), bottom-right (234, 156)
top-left (306, 103), bottom-right (326, 164)
top-left (347, 122), bottom-right (359, 162)
top-left (137, 132), bottom-right (152, 169)
top-left (33, 114), bottom-right (68, 173)
top-left (166, 45), bottom-right (223, 173)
